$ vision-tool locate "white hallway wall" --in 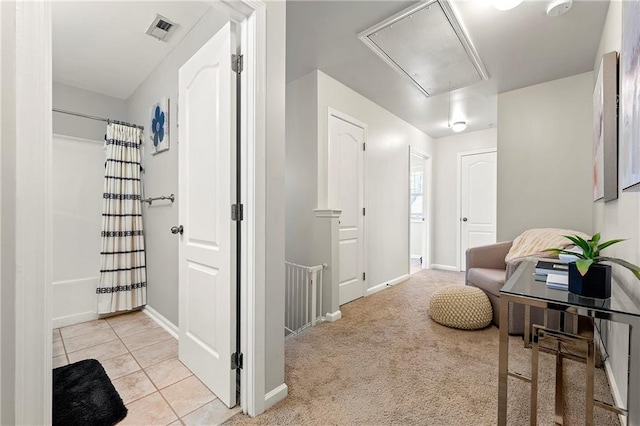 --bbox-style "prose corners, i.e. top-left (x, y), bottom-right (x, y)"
top-left (264, 0), bottom-right (287, 397)
top-left (432, 128), bottom-right (497, 270)
top-left (317, 71), bottom-right (435, 291)
top-left (497, 72), bottom-right (593, 241)
top-left (592, 0), bottom-right (639, 408)
top-left (286, 70), bottom-right (434, 303)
